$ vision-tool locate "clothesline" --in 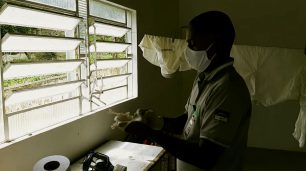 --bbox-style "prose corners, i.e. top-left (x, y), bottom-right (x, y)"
top-left (139, 34), bottom-right (306, 147)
